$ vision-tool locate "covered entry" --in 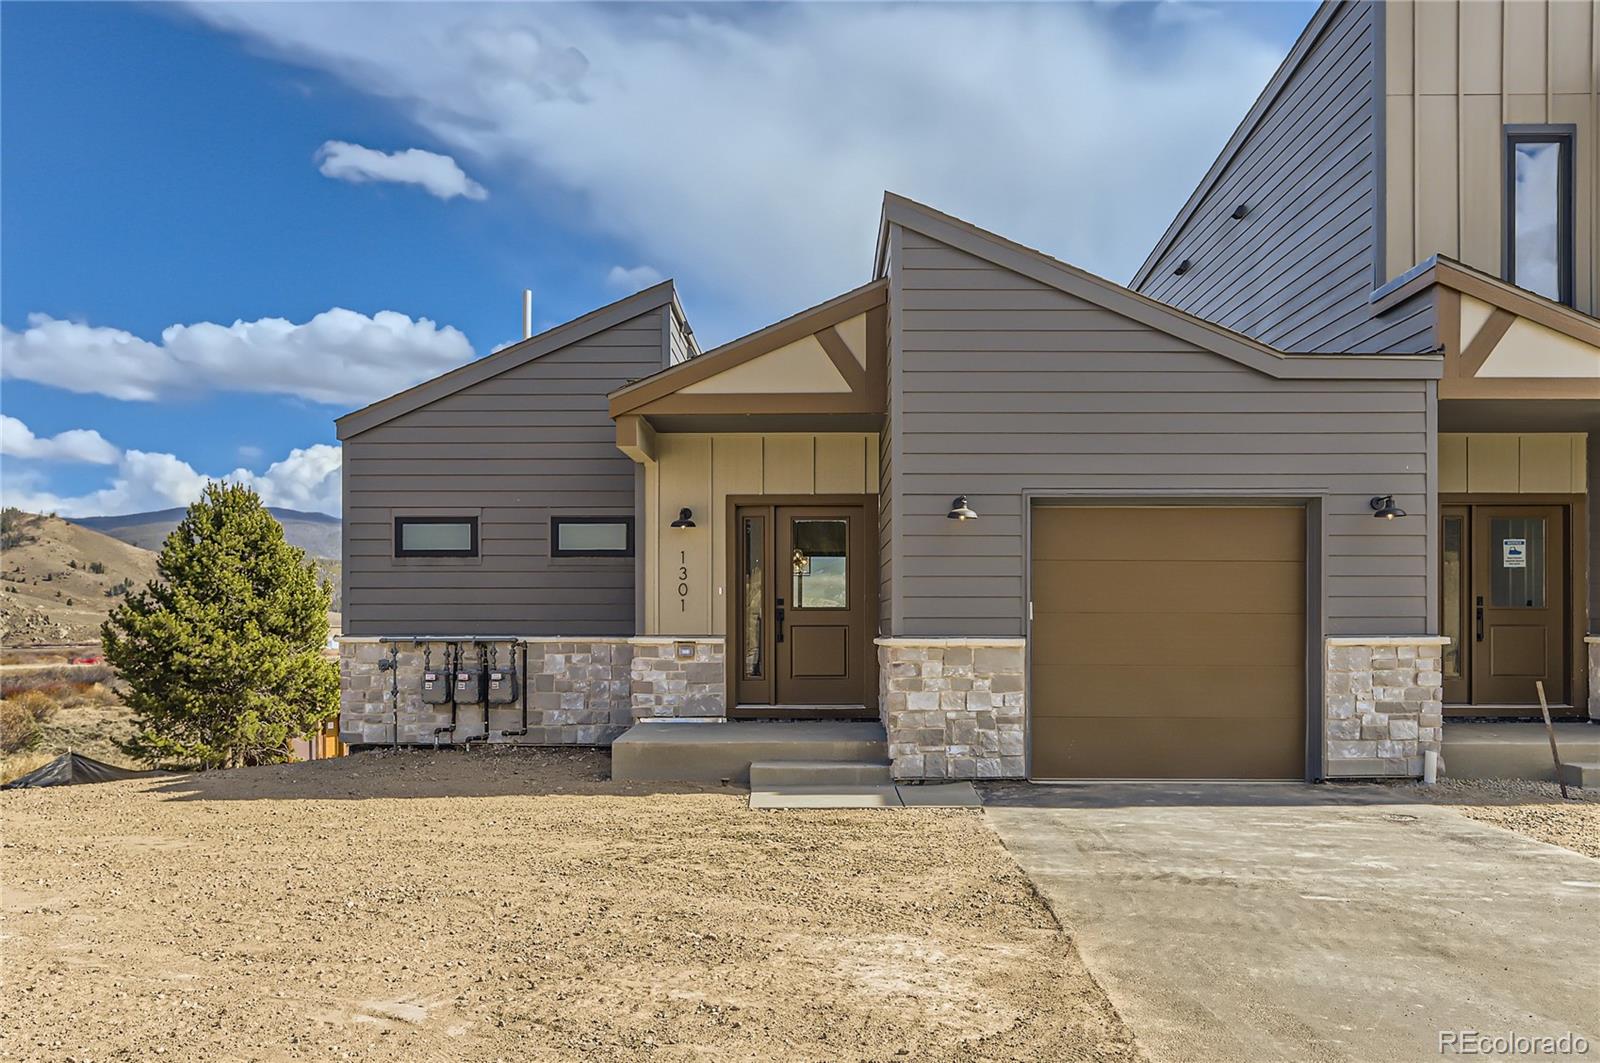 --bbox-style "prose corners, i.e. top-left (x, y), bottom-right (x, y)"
top-left (1029, 505), bottom-right (1308, 780)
